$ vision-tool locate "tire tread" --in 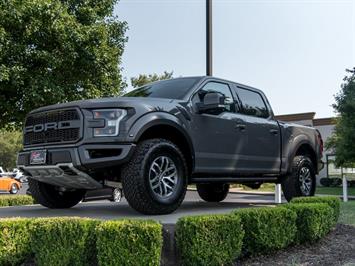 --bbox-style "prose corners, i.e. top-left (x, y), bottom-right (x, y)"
top-left (122, 138), bottom-right (187, 215)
